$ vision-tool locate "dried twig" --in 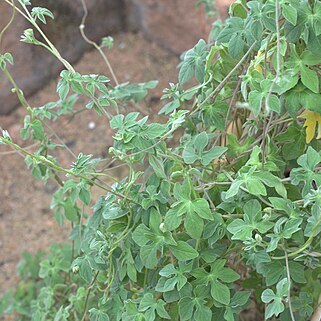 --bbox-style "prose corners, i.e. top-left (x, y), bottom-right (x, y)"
top-left (79, 0), bottom-right (119, 85)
